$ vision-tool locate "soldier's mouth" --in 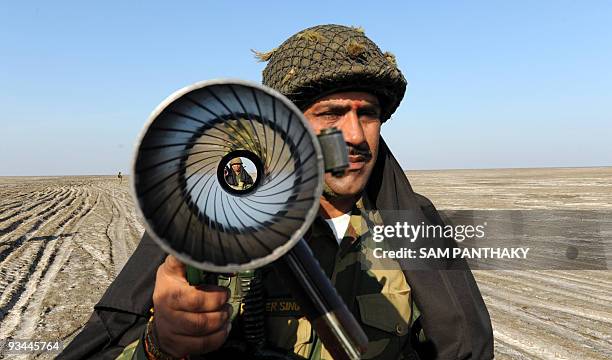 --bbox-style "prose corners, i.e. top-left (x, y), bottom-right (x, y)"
top-left (348, 155), bottom-right (367, 170)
